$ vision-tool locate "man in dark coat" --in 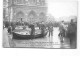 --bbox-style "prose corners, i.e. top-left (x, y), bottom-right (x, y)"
top-left (29, 24), bottom-right (35, 35)
top-left (67, 19), bottom-right (77, 48)
top-left (48, 25), bottom-right (53, 37)
top-left (58, 21), bottom-right (65, 43)
top-left (8, 26), bottom-right (12, 34)
top-left (40, 24), bottom-right (45, 35)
